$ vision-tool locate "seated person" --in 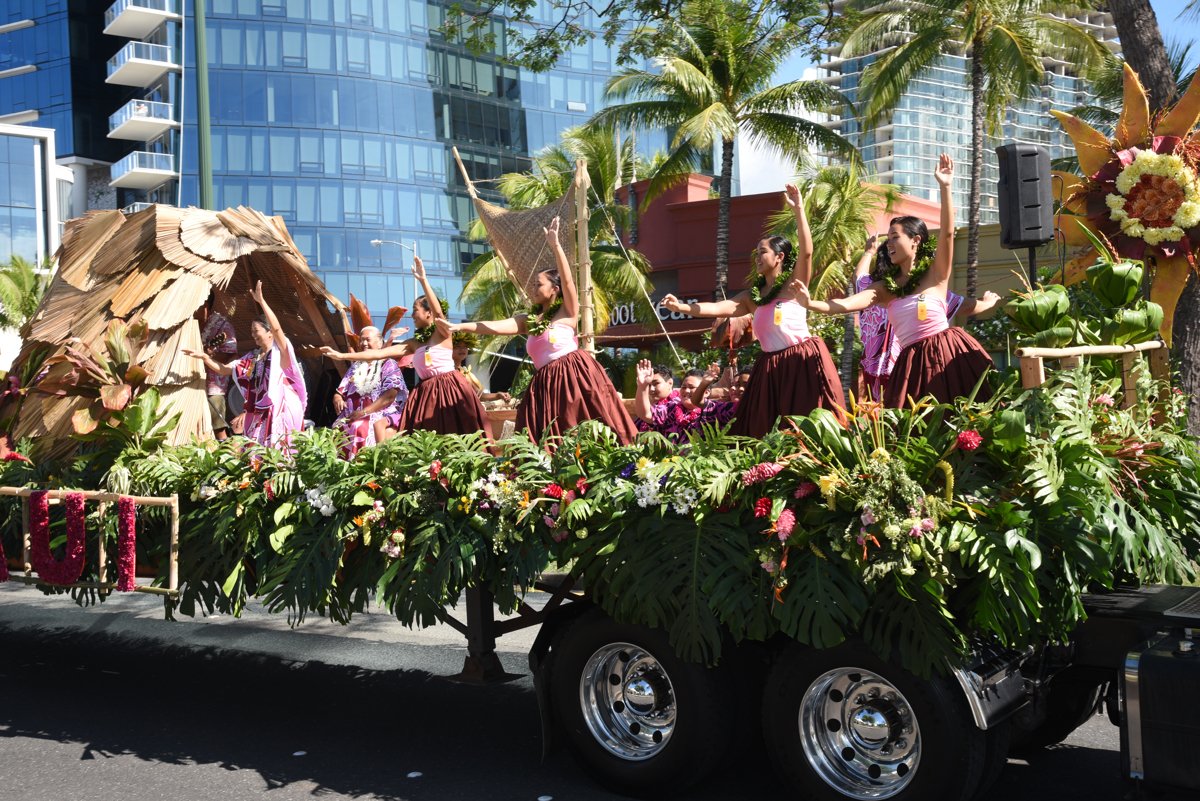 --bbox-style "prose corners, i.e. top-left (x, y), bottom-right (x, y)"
top-left (330, 325), bottom-right (408, 453)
